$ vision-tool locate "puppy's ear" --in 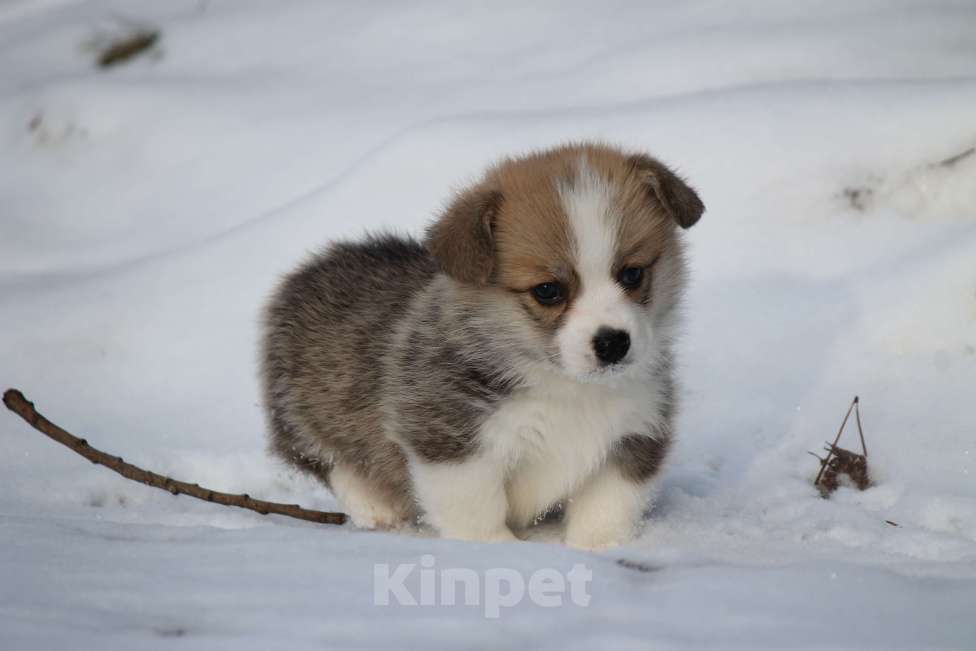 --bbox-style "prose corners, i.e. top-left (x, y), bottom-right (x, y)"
top-left (629, 154), bottom-right (704, 229)
top-left (426, 186), bottom-right (503, 284)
